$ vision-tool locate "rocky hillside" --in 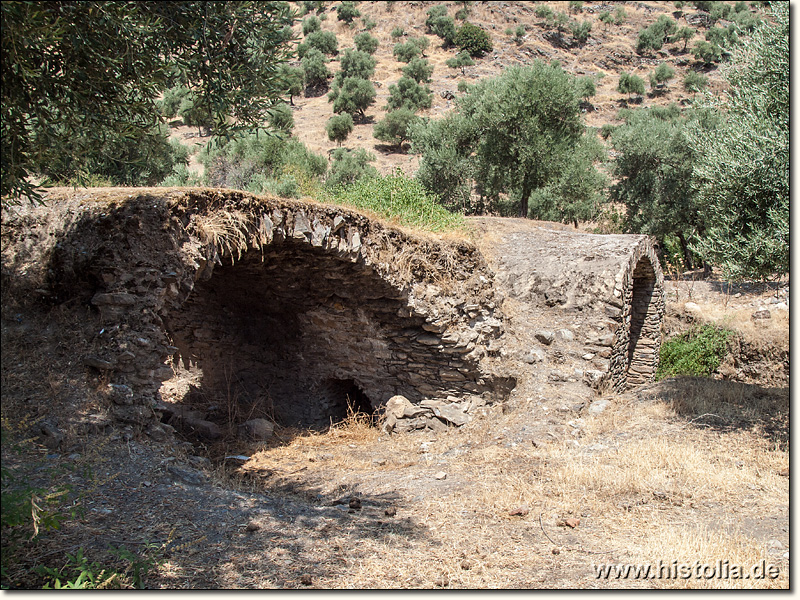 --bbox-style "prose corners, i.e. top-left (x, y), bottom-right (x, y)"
top-left (181, 1), bottom-right (753, 178)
